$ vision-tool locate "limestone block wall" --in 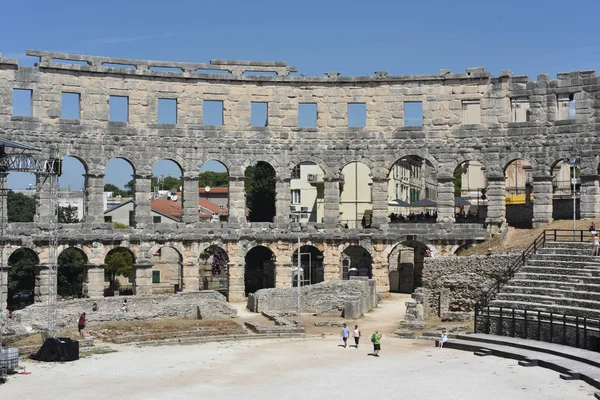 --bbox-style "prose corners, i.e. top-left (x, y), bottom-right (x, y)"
top-left (422, 254), bottom-right (517, 314)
